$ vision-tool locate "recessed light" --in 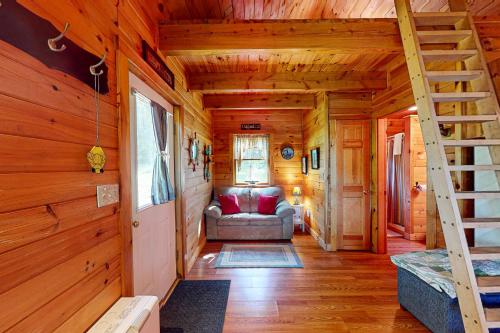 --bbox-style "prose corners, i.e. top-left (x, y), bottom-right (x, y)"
top-left (408, 105), bottom-right (418, 111)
